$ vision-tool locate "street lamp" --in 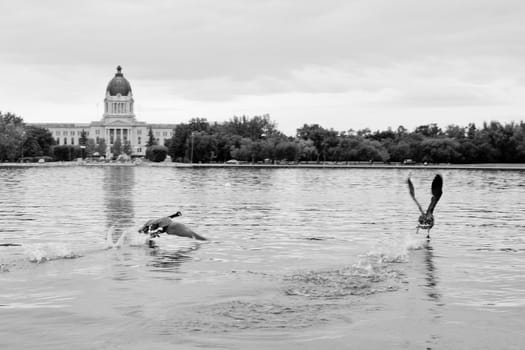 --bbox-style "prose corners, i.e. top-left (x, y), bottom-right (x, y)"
top-left (190, 132), bottom-right (195, 164)
top-left (20, 131), bottom-right (26, 163)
